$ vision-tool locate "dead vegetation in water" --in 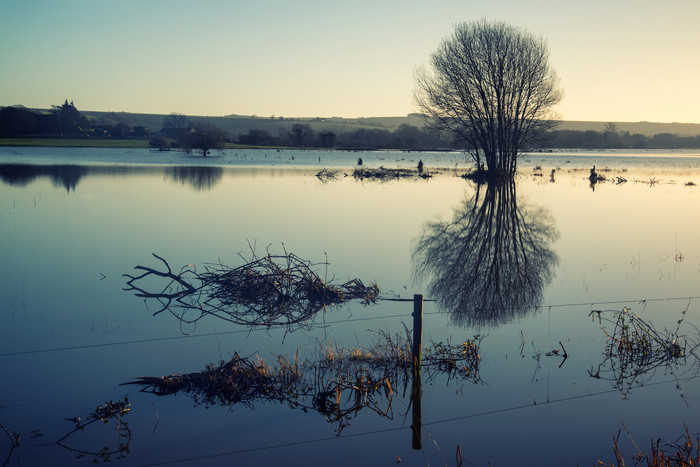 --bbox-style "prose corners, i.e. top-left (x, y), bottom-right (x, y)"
top-left (588, 306), bottom-right (699, 398)
top-left (56, 398), bottom-right (132, 463)
top-left (1, 418), bottom-right (21, 465)
top-left (123, 245), bottom-right (379, 333)
top-left (122, 329), bottom-right (482, 434)
top-left (600, 424), bottom-right (700, 467)
top-left (353, 166), bottom-right (431, 180)
top-left (1, 420), bottom-right (21, 448)
top-left (315, 168), bottom-right (339, 182)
